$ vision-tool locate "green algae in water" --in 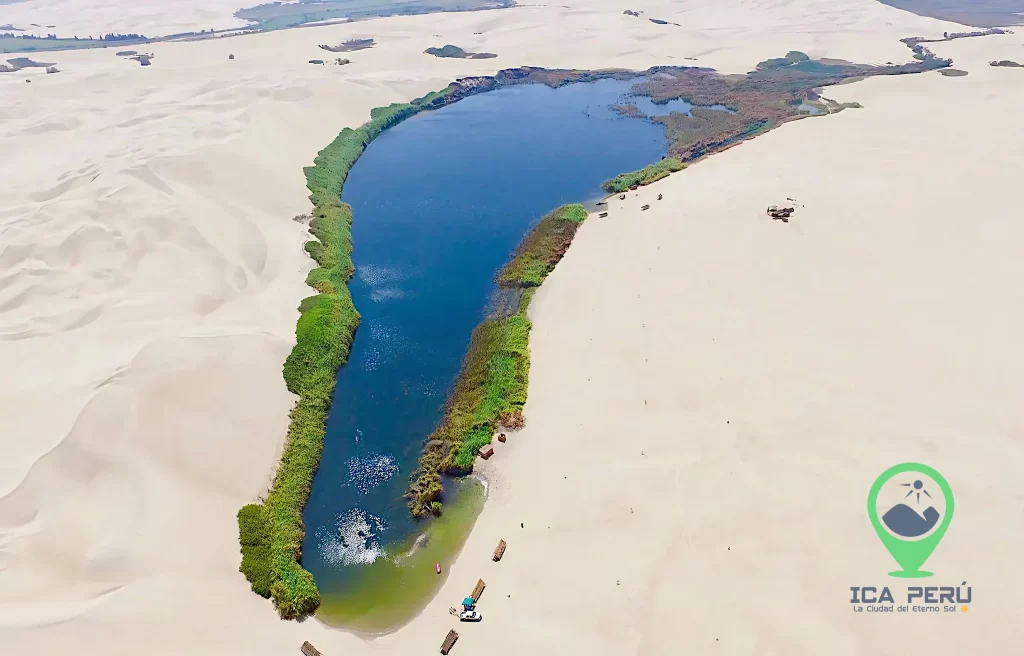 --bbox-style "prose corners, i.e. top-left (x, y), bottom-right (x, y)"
top-left (316, 478), bottom-right (486, 632)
